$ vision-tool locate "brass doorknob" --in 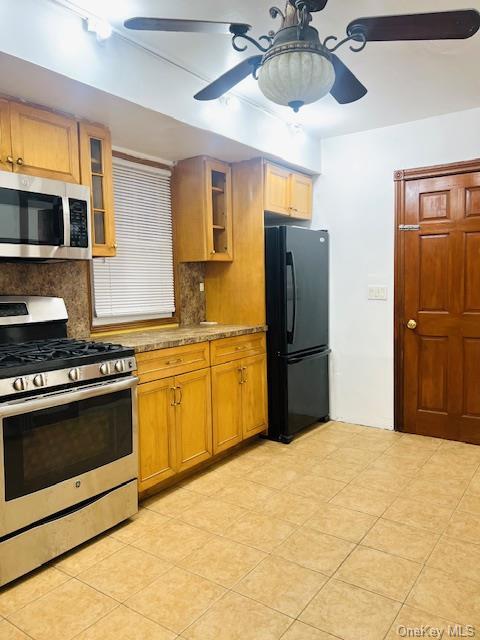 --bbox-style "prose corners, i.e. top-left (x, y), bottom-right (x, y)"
top-left (407, 319), bottom-right (417, 330)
